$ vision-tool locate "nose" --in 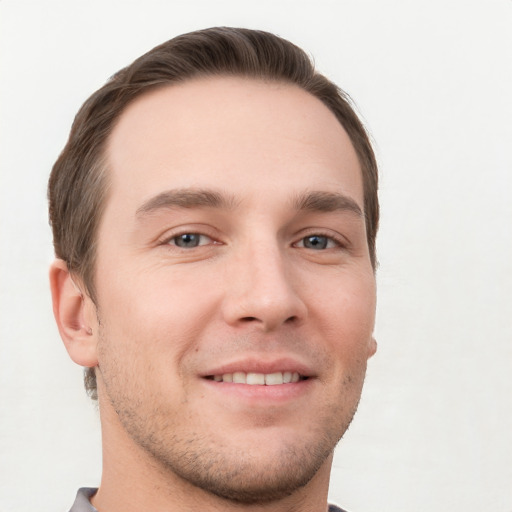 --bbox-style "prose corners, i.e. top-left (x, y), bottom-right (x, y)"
top-left (221, 243), bottom-right (307, 332)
